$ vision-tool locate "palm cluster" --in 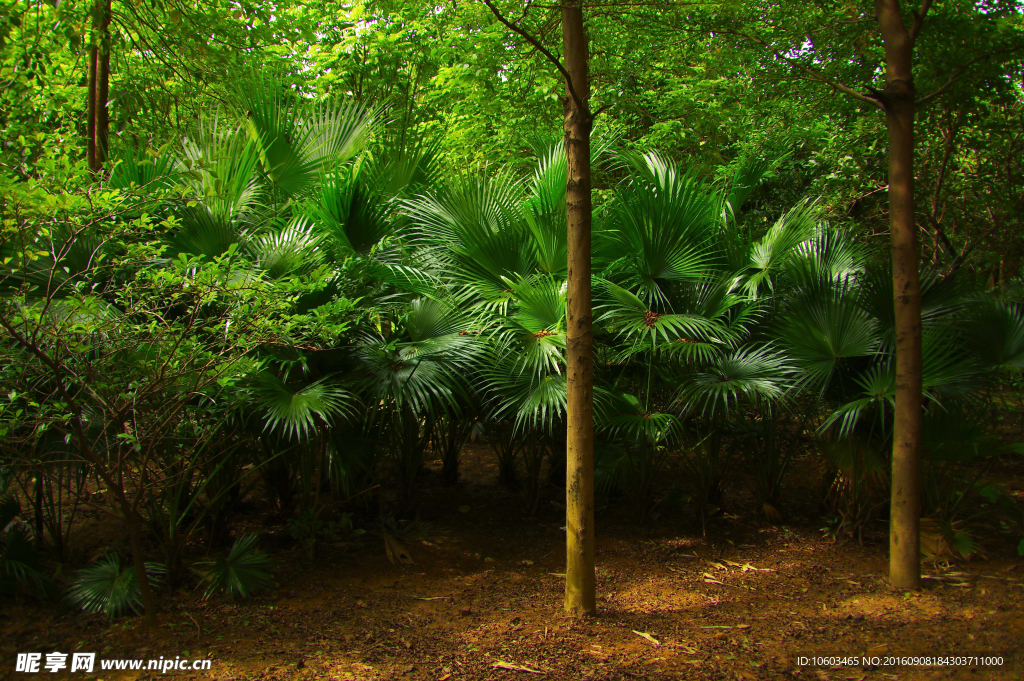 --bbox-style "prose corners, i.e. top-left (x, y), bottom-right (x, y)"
top-left (19, 73), bottom-right (1024, 569)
